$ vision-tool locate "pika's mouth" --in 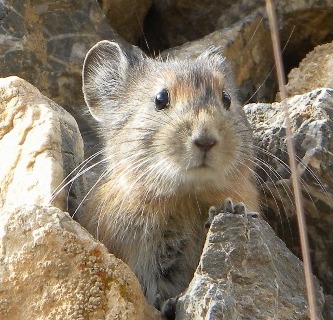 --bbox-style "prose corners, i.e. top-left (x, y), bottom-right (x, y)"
top-left (185, 151), bottom-right (213, 171)
top-left (196, 161), bottom-right (209, 169)
top-left (187, 159), bottom-right (211, 171)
